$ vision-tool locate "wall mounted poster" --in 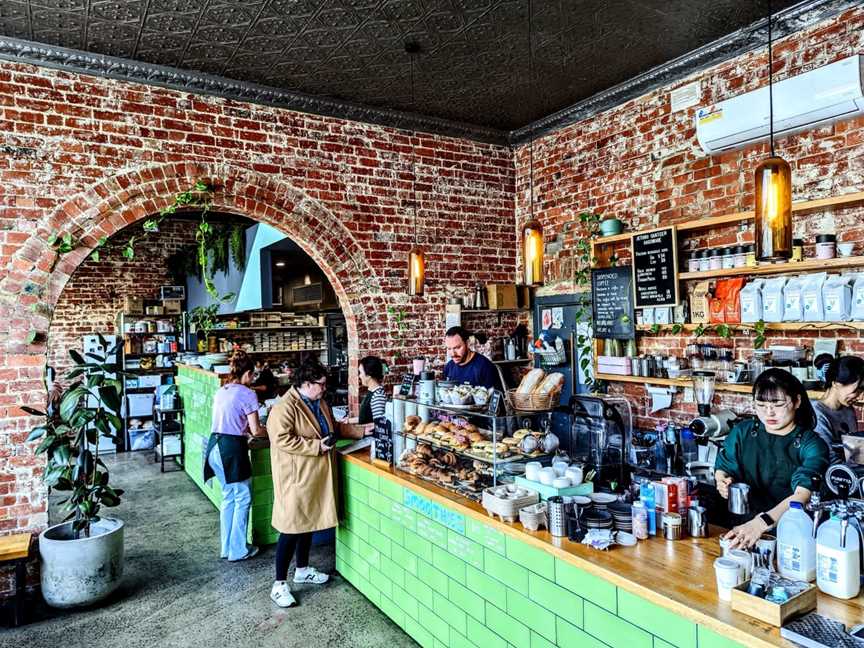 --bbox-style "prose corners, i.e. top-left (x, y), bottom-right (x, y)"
top-left (632, 226), bottom-right (679, 308)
